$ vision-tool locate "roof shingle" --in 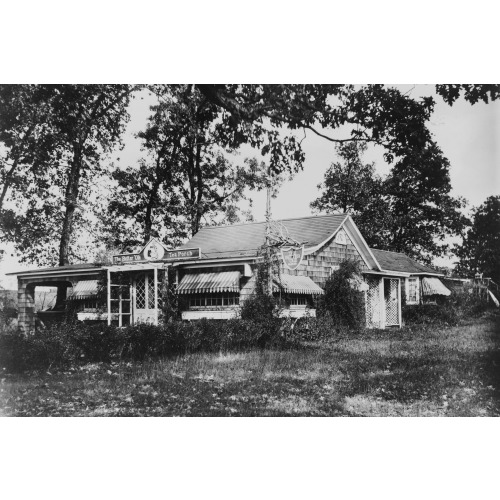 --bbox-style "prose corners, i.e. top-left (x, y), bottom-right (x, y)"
top-left (180, 214), bottom-right (347, 260)
top-left (370, 248), bottom-right (441, 275)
